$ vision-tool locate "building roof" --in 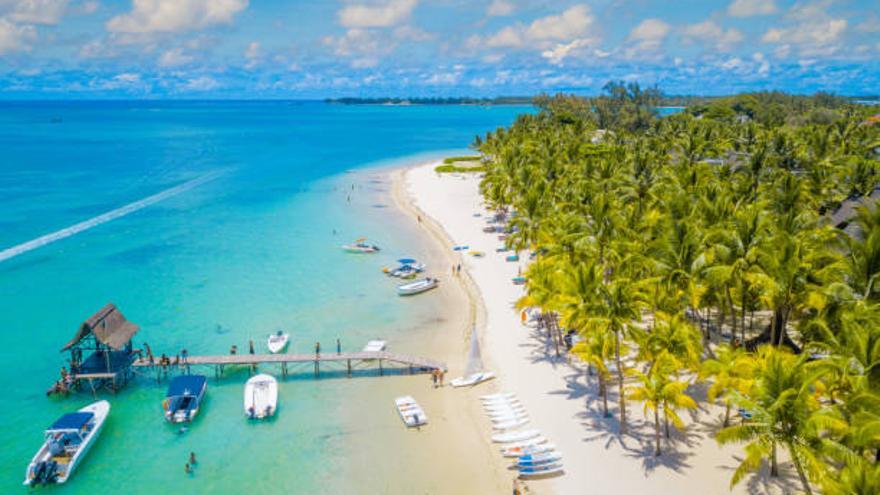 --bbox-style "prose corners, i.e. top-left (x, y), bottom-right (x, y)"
top-left (828, 186), bottom-right (880, 237)
top-left (61, 303), bottom-right (140, 351)
top-left (166, 375), bottom-right (207, 398)
top-left (50, 412), bottom-right (93, 431)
